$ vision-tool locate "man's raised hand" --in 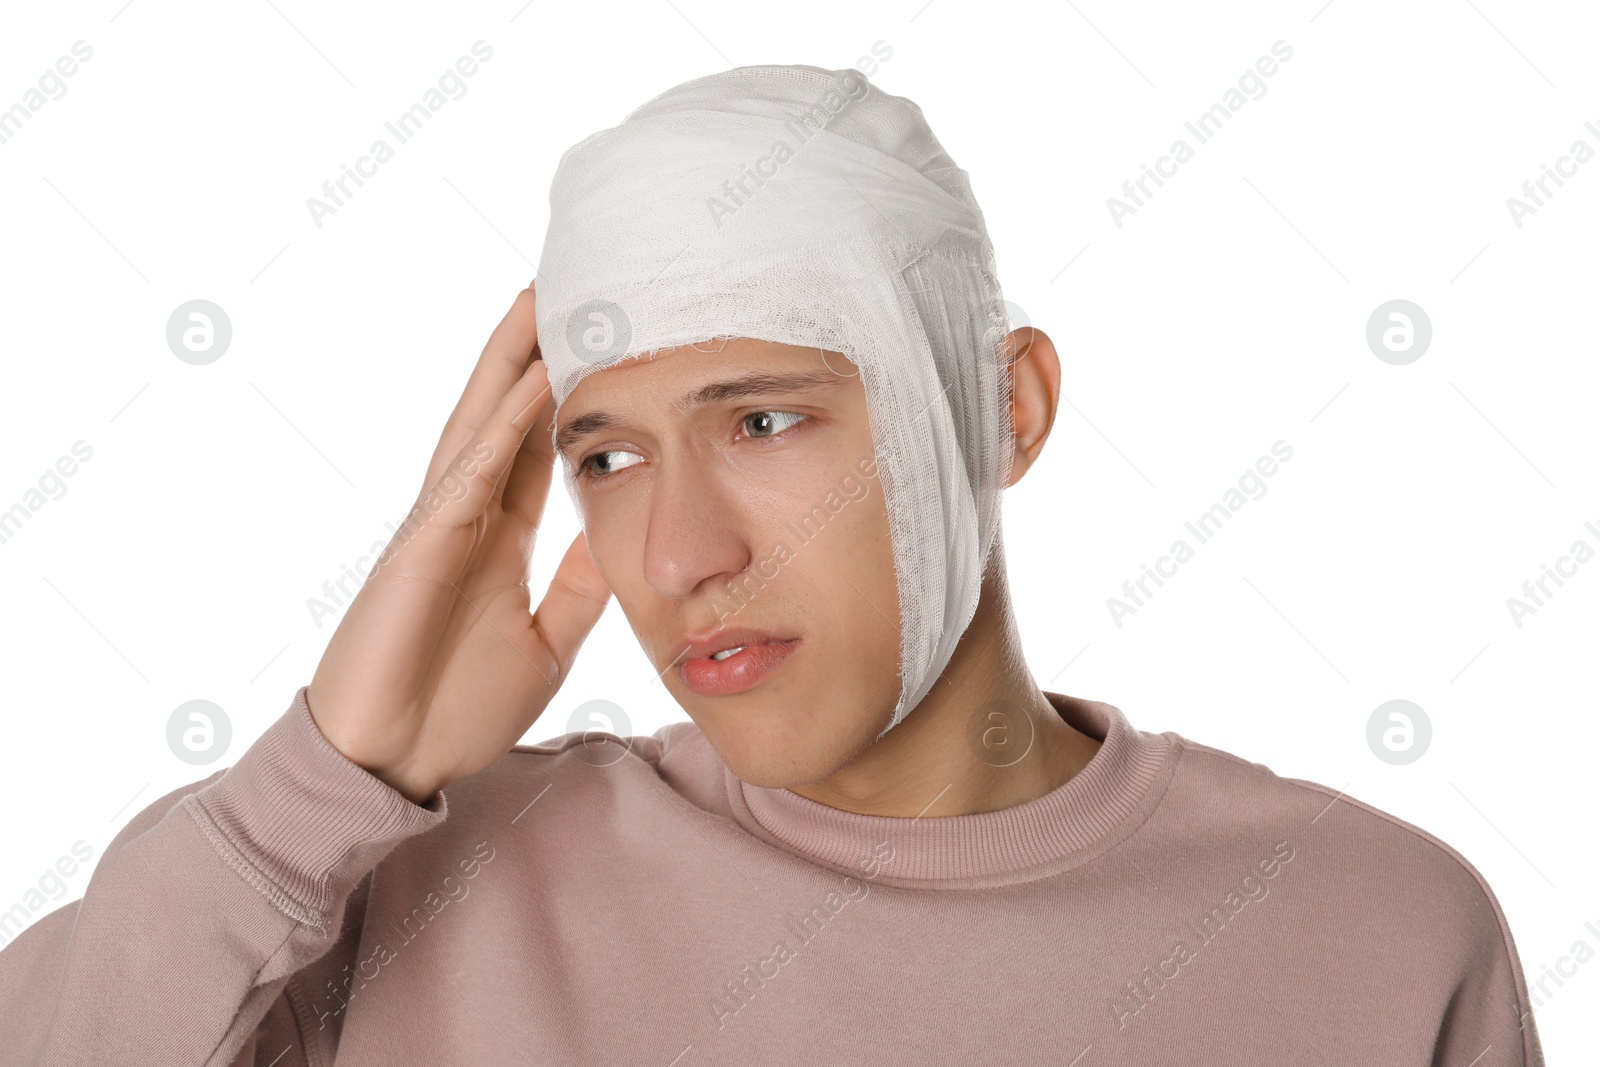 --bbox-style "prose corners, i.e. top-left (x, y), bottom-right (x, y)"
top-left (306, 281), bottom-right (612, 804)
